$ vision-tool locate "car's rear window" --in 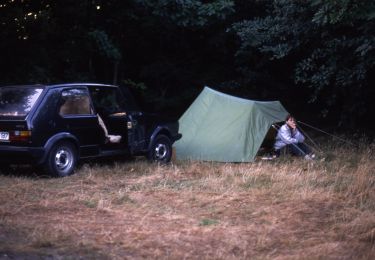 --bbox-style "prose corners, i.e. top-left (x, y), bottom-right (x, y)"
top-left (0, 86), bottom-right (43, 118)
